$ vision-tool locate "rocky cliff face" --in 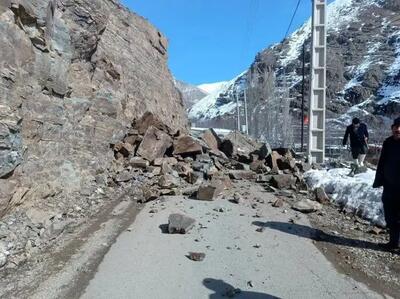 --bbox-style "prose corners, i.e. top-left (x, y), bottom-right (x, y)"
top-left (0, 0), bottom-right (188, 217)
top-left (189, 0), bottom-right (400, 142)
